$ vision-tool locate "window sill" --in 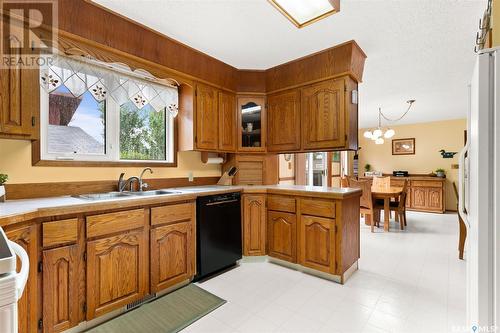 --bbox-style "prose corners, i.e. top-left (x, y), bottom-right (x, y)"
top-left (32, 159), bottom-right (177, 168)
